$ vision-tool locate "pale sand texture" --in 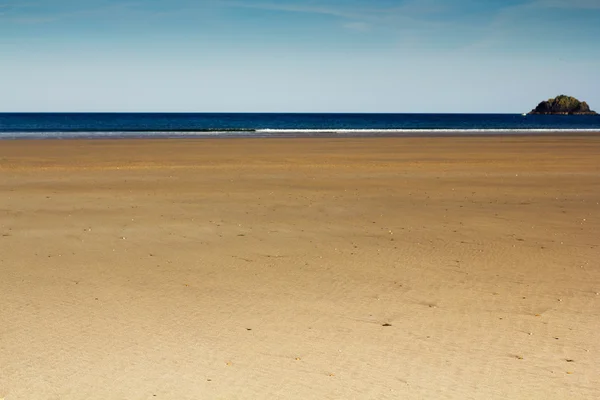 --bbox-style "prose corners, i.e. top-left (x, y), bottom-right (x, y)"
top-left (1, 136), bottom-right (599, 399)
